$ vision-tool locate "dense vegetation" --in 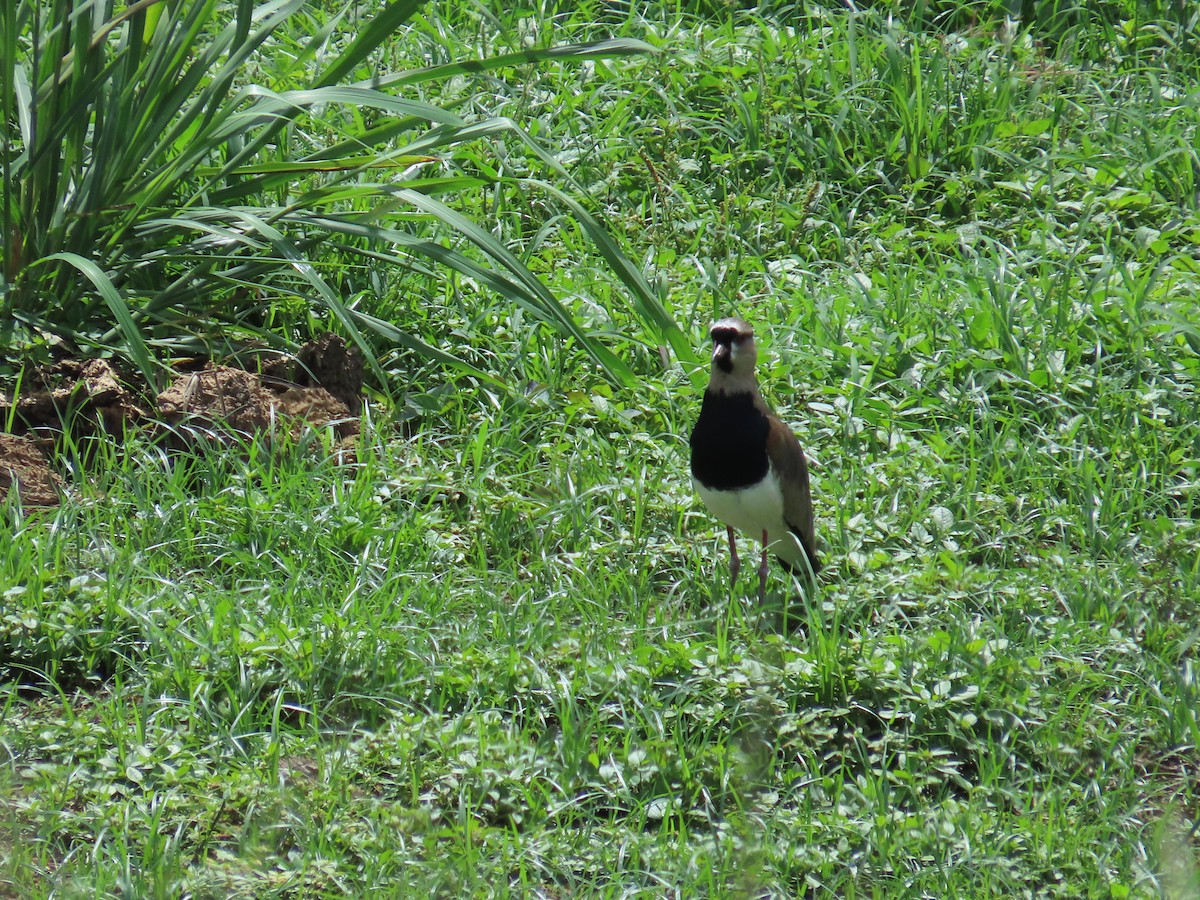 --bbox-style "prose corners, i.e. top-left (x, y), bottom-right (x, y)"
top-left (3, 0), bottom-right (1199, 896)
